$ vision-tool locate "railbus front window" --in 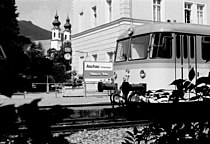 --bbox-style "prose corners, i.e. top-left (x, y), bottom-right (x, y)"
top-left (129, 34), bottom-right (150, 60)
top-left (115, 39), bottom-right (130, 62)
top-left (202, 36), bottom-right (210, 61)
top-left (150, 33), bottom-right (172, 59)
